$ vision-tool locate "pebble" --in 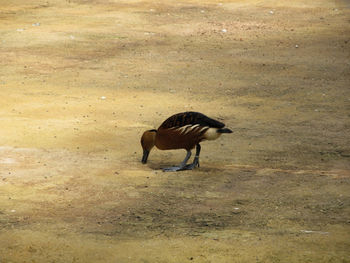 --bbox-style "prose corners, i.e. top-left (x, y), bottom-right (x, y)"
top-left (269, 10), bottom-right (274, 14)
top-left (100, 96), bottom-right (106, 100)
top-left (32, 22), bottom-right (40, 26)
top-left (222, 29), bottom-right (227, 33)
